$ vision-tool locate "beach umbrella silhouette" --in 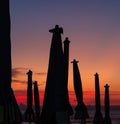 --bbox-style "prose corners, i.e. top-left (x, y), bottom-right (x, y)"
top-left (0, 0), bottom-right (22, 123)
top-left (33, 81), bottom-right (40, 123)
top-left (63, 37), bottom-right (73, 116)
top-left (71, 59), bottom-right (89, 123)
top-left (93, 73), bottom-right (103, 124)
top-left (104, 84), bottom-right (112, 124)
top-left (41, 25), bottom-right (70, 124)
top-left (25, 70), bottom-right (34, 122)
